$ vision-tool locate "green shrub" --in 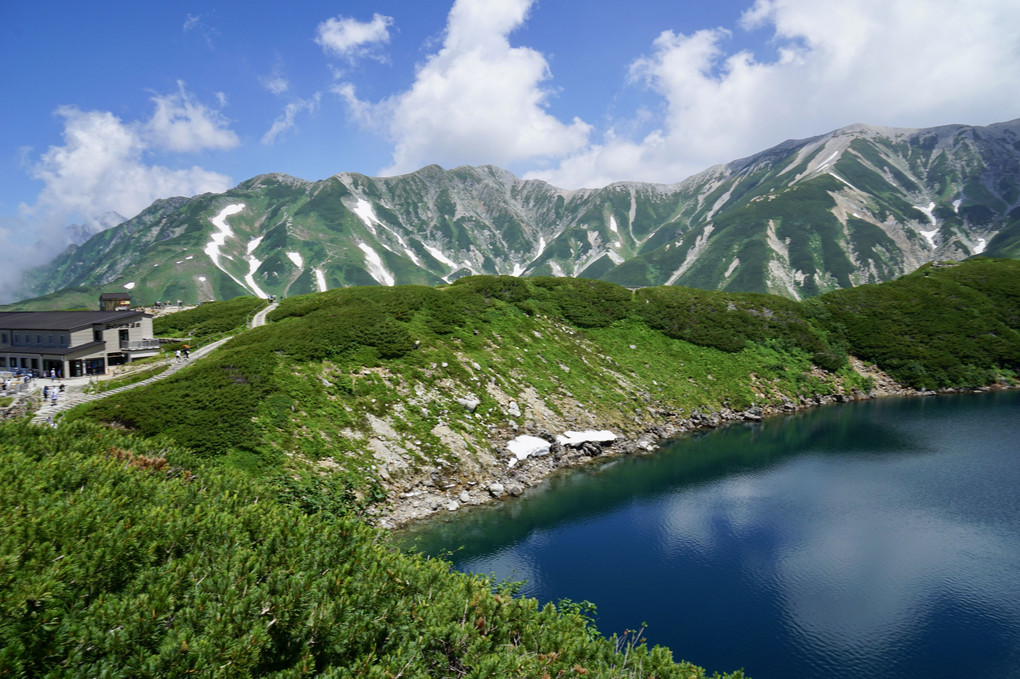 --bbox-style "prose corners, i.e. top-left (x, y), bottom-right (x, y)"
top-left (0, 419), bottom-right (741, 678)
